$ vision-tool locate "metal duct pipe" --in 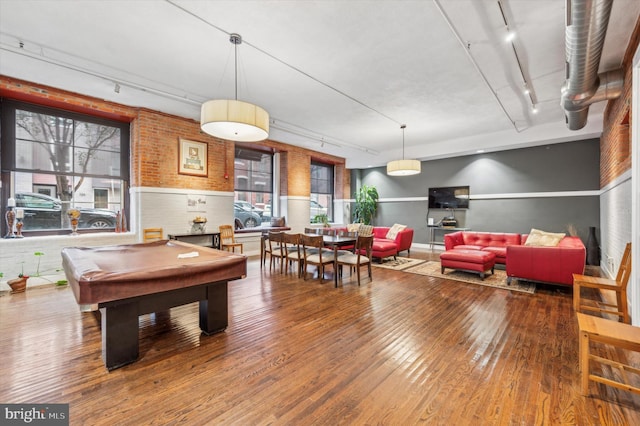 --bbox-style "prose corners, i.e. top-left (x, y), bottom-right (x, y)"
top-left (561, 0), bottom-right (624, 130)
